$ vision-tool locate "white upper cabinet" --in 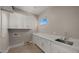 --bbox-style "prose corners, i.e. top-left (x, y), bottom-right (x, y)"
top-left (9, 12), bottom-right (37, 30)
top-left (9, 13), bottom-right (18, 28)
